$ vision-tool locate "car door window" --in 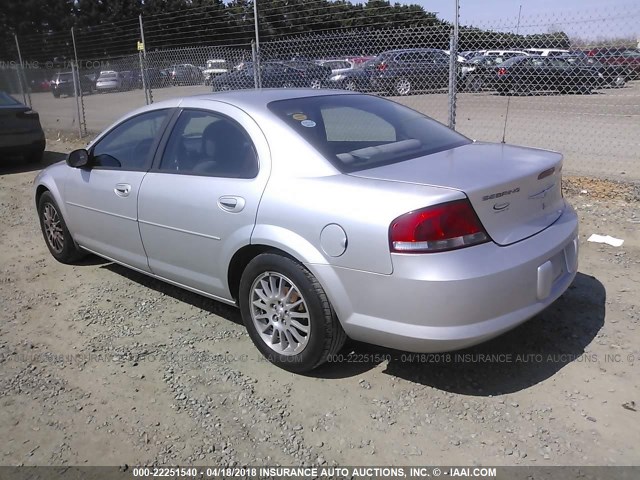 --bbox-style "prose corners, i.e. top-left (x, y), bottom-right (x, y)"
top-left (92, 109), bottom-right (169, 170)
top-left (159, 109), bottom-right (258, 179)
